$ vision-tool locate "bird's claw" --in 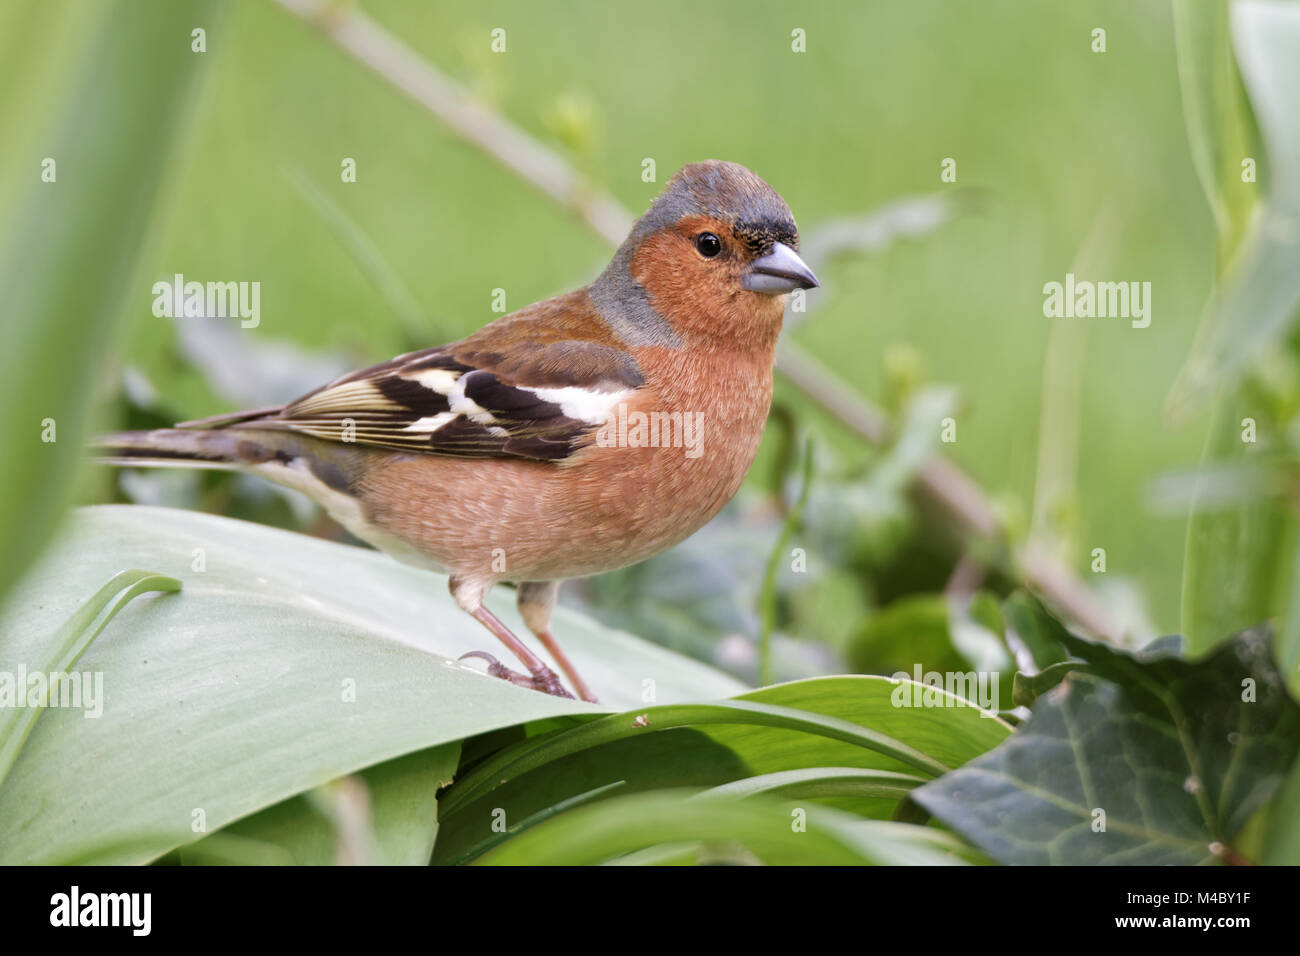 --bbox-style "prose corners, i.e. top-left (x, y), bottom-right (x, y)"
top-left (459, 651), bottom-right (534, 688)
top-left (459, 651), bottom-right (574, 699)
